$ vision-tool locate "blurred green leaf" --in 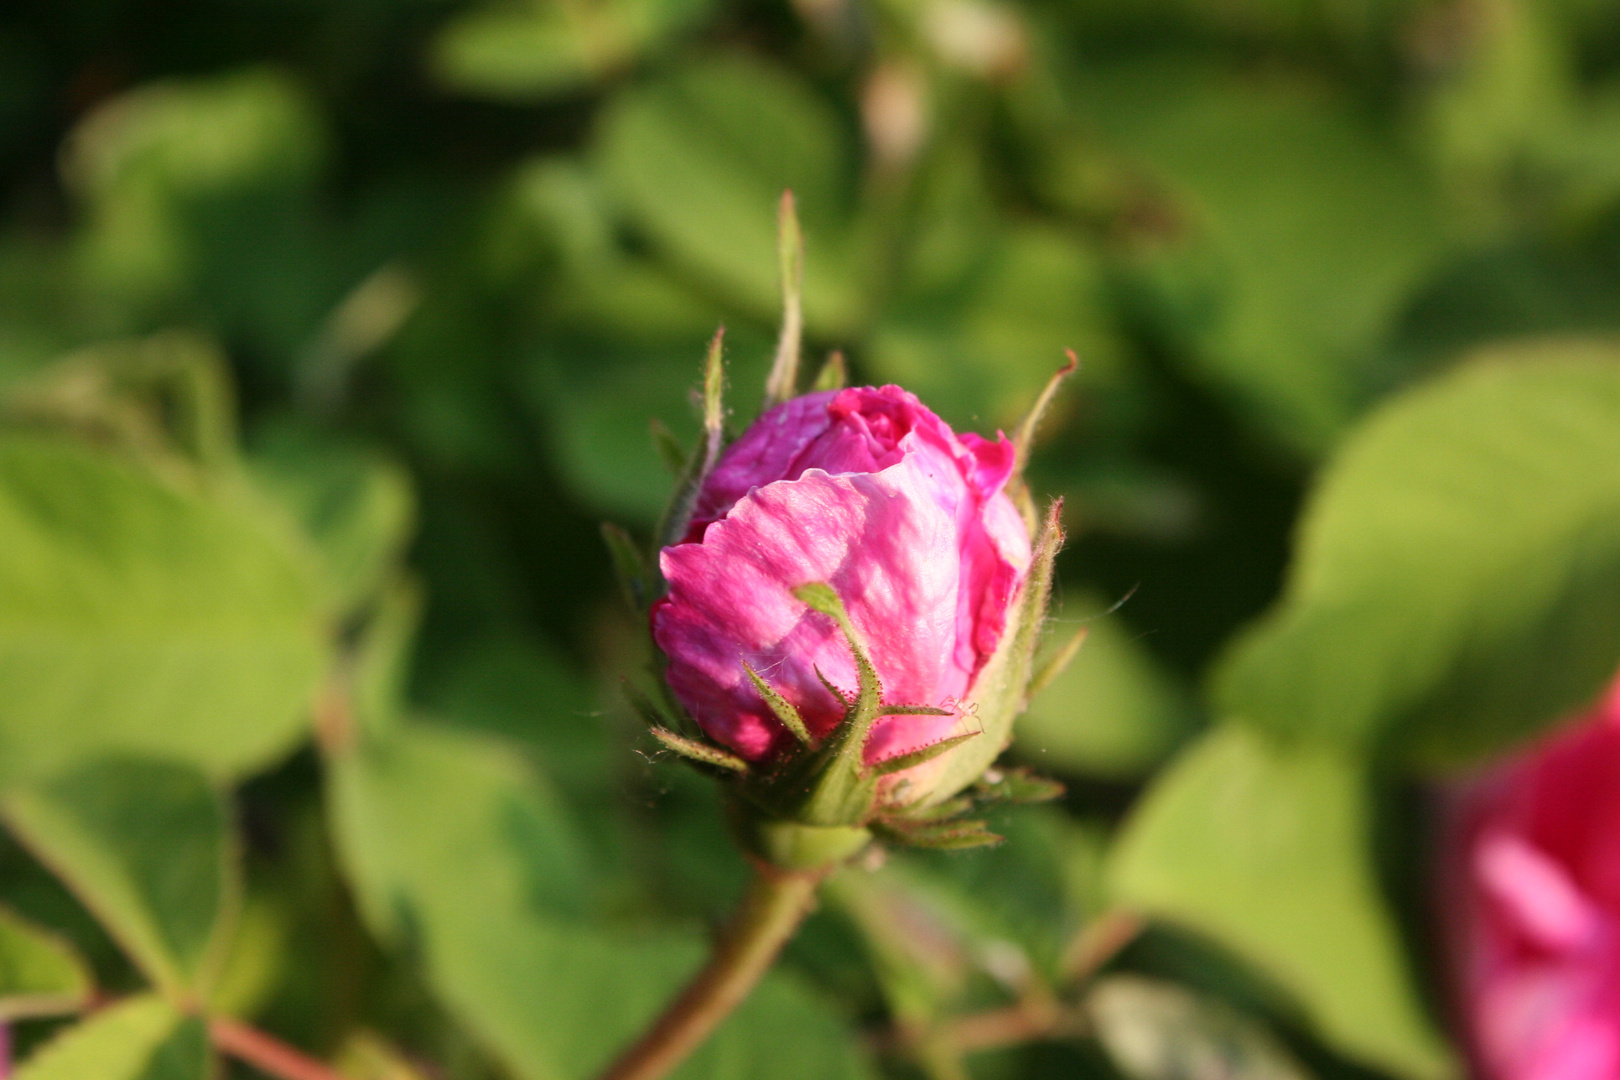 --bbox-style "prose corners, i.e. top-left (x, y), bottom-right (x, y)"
top-left (1414, 0), bottom-right (1576, 228)
top-left (14, 994), bottom-right (209, 1080)
top-left (349, 580), bottom-right (424, 742)
top-left (204, 895), bottom-right (285, 1019)
top-left (869, 224), bottom-right (1125, 429)
top-left (248, 423), bottom-right (416, 619)
top-left (596, 55), bottom-right (868, 335)
top-left (432, 0), bottom-right (715, 101)
top-left (62, 67), bottom-right (325, 302)
top-left (528, 328), bottom-right (771, 521)
top-left (830, 809), bottom-right (1108, 1027)
top-left (336, 1032), bottom-right (433, 1080)
top-left (1215, 344), bottom-right (1620, 768)
top-left (328, 720), bottom-right (683, 1080)
top-left (1072, 58), bottom-right (1449, 453)
top-left (0, 904), bottom-right (93, 1020)
top-left (420, 634), bottom-right (606, 795)
top-left (1017, 596), bottom-right (1199, 779)
top-left (1, 760), bottom-right (235, 1002)
top-left (1086, 975), bottom-right (1312, 1080)
top-left (328, 721), bottom-right (873, 1080)
top-left (0, 433), bottom-right (327, 781)
top-left (825, 864), bottom-right (978, 1027)
top-left (1110, 723), bottom-right (1454, 1080)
